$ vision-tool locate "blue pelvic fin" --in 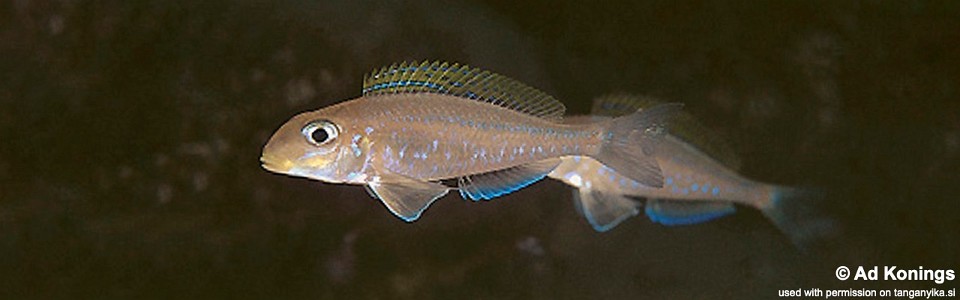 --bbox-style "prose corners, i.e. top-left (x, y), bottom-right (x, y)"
top-left (644, 199), bottom-right (735, 226)
top-left (365, 173), bottom-right (450, 222)
top-left (573, 189), bottom-right (641, 232)
top-left (458, 158), bottom-right (560, 201)
top-left (362, 60), bottom-right (565, 120)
